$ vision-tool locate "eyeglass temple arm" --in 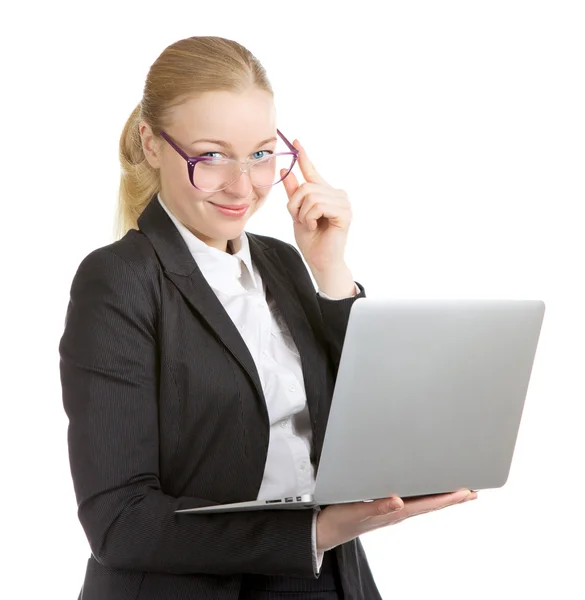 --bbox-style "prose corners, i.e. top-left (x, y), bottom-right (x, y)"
top-left (160, 131), bottom-right (191, 160)
top-left (277, 129), bottom-right (298, 154)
